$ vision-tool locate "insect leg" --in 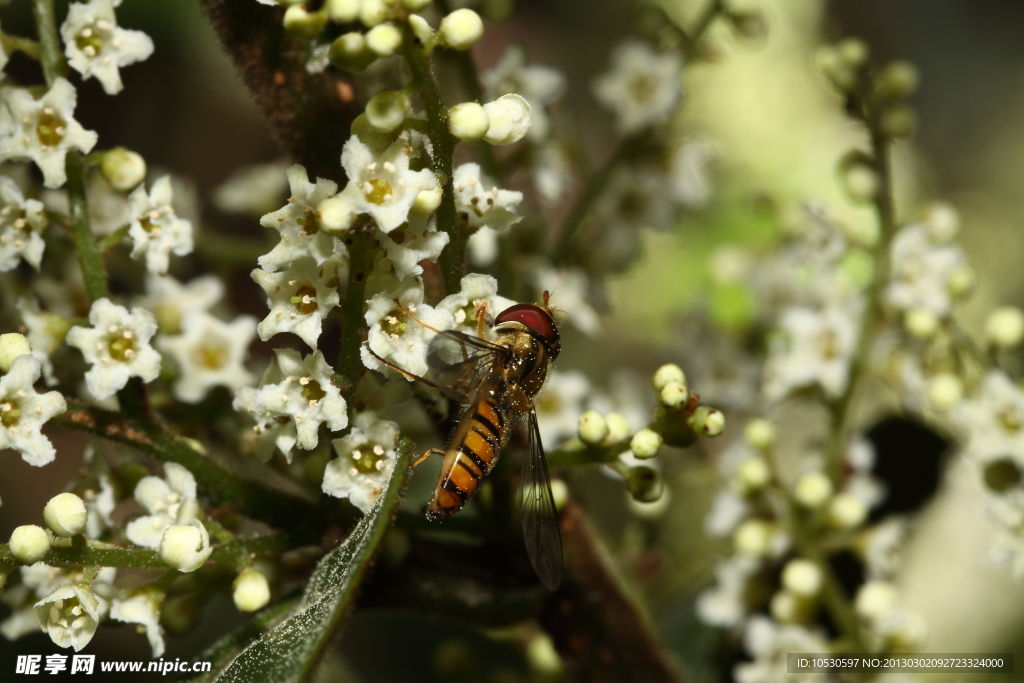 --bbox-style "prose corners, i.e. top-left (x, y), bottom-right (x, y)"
top-left (393, 299), bottom-right (449, 335)
top-left (362, 341), bottom-right (446, 390)
top-left (414, 448), bottom-right (445, 467)
top-left (473, 299), bottom-right (492, 341)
